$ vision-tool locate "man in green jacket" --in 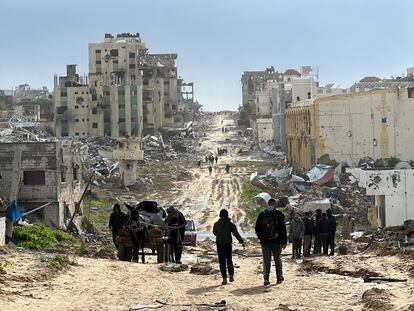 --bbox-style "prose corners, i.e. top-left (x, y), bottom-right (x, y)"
top-left (213, 209), bottom-right (245, 285)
